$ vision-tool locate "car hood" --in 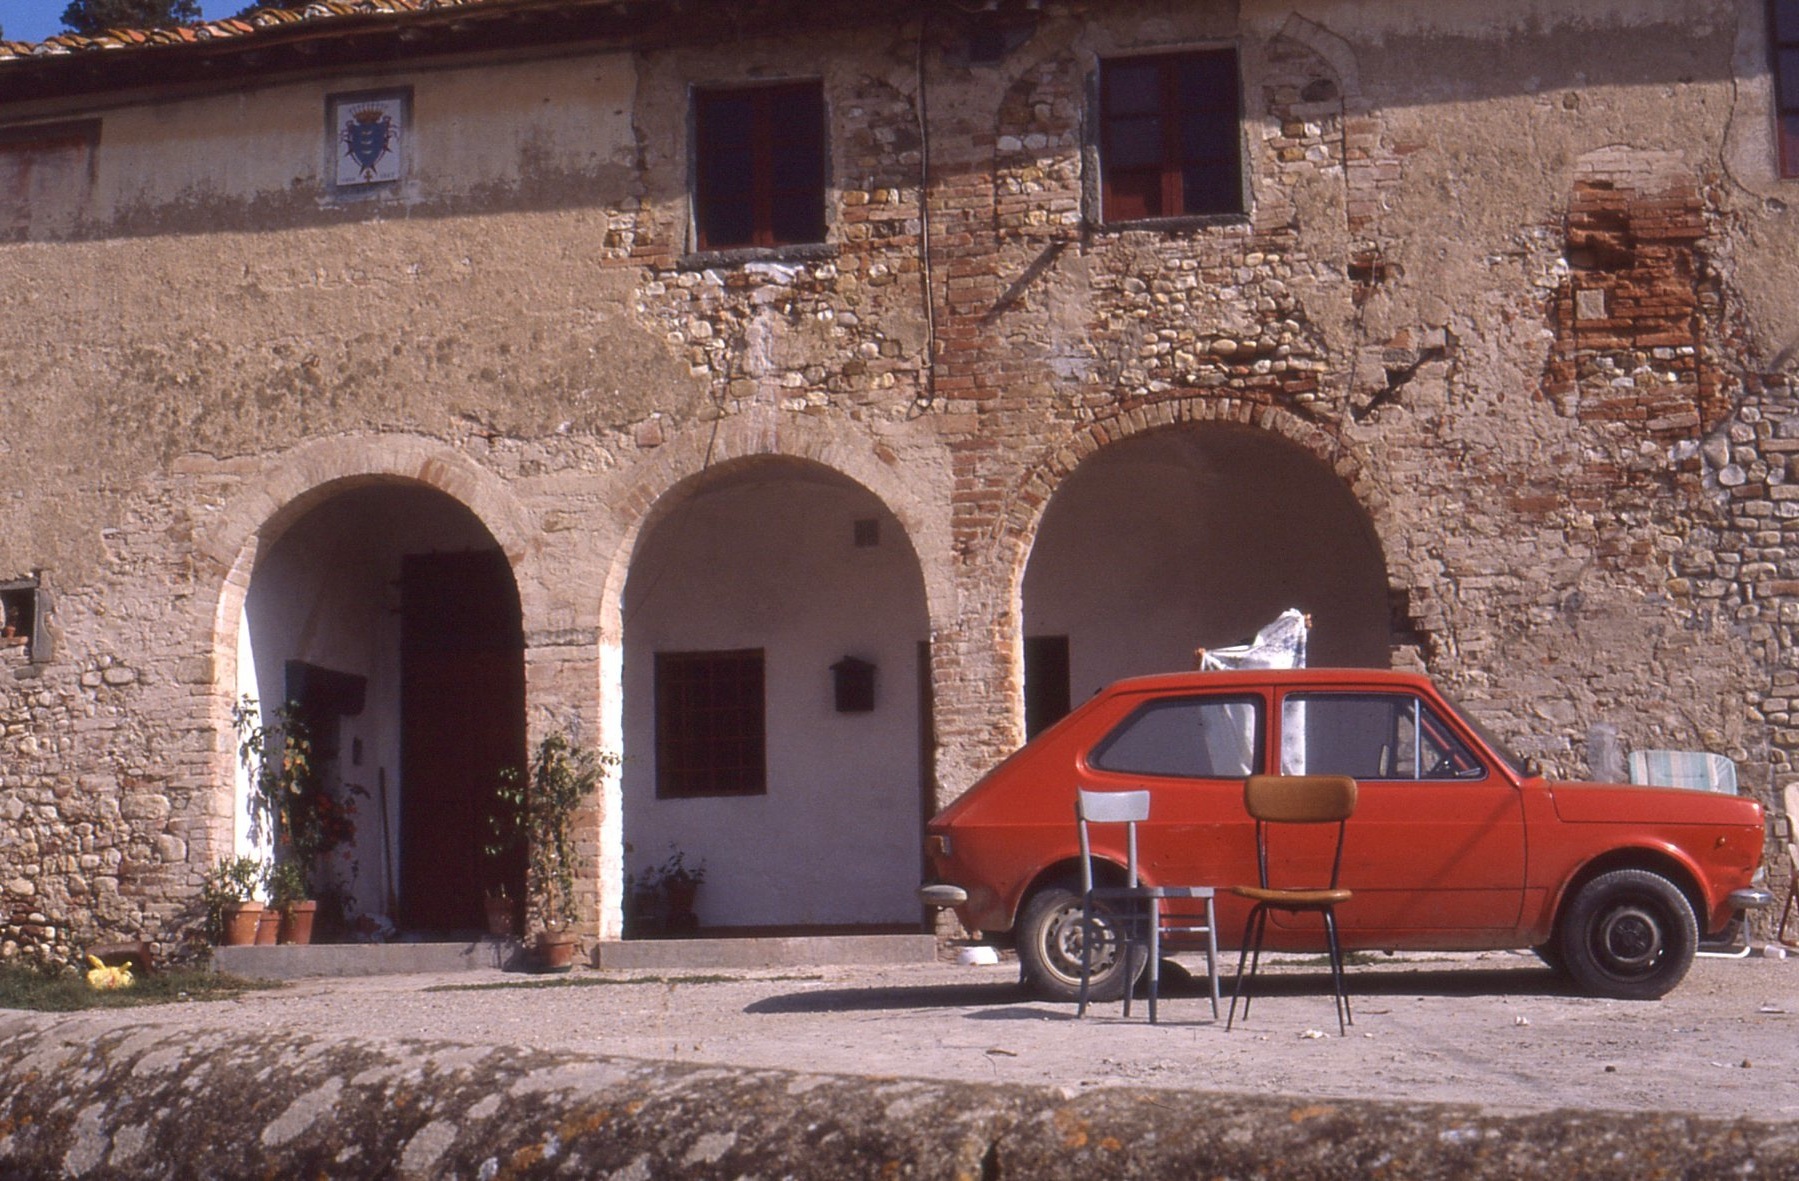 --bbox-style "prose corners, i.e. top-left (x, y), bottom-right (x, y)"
top-left (1547, 780), bottom-right (1763, 825)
